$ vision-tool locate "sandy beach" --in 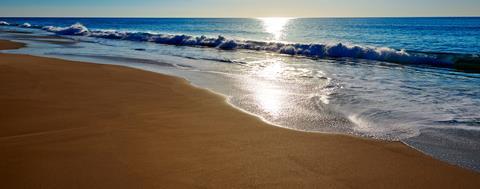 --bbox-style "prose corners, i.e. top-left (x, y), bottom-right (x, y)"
top-left (0, 39), bottom-right (479, 188)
